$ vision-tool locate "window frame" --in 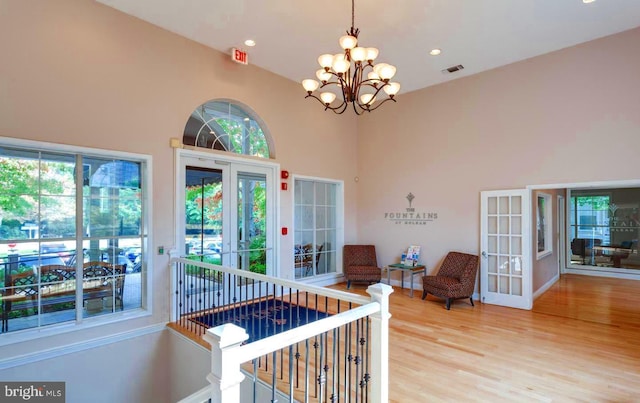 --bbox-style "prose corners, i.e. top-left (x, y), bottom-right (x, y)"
top-left (291, 174), bottom-right (344, 280)
top-left (536, 192), bottom-right (553, 260)
top-left (0, 136), bottom-right (152, 346)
